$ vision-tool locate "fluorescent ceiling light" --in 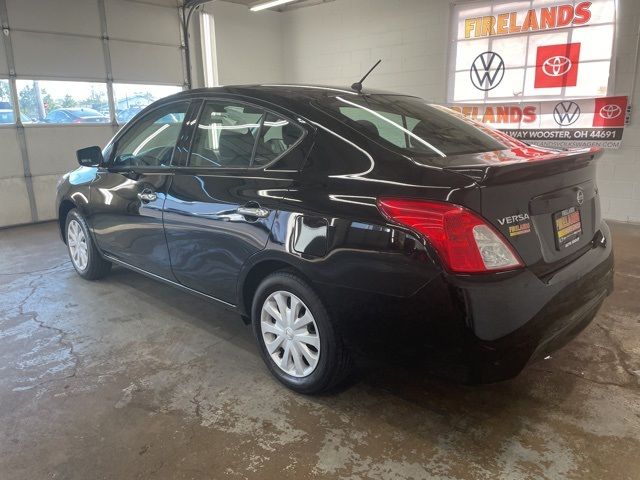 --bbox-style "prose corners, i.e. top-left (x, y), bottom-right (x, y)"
top-left (250, 0), bottom-right (297, 12)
